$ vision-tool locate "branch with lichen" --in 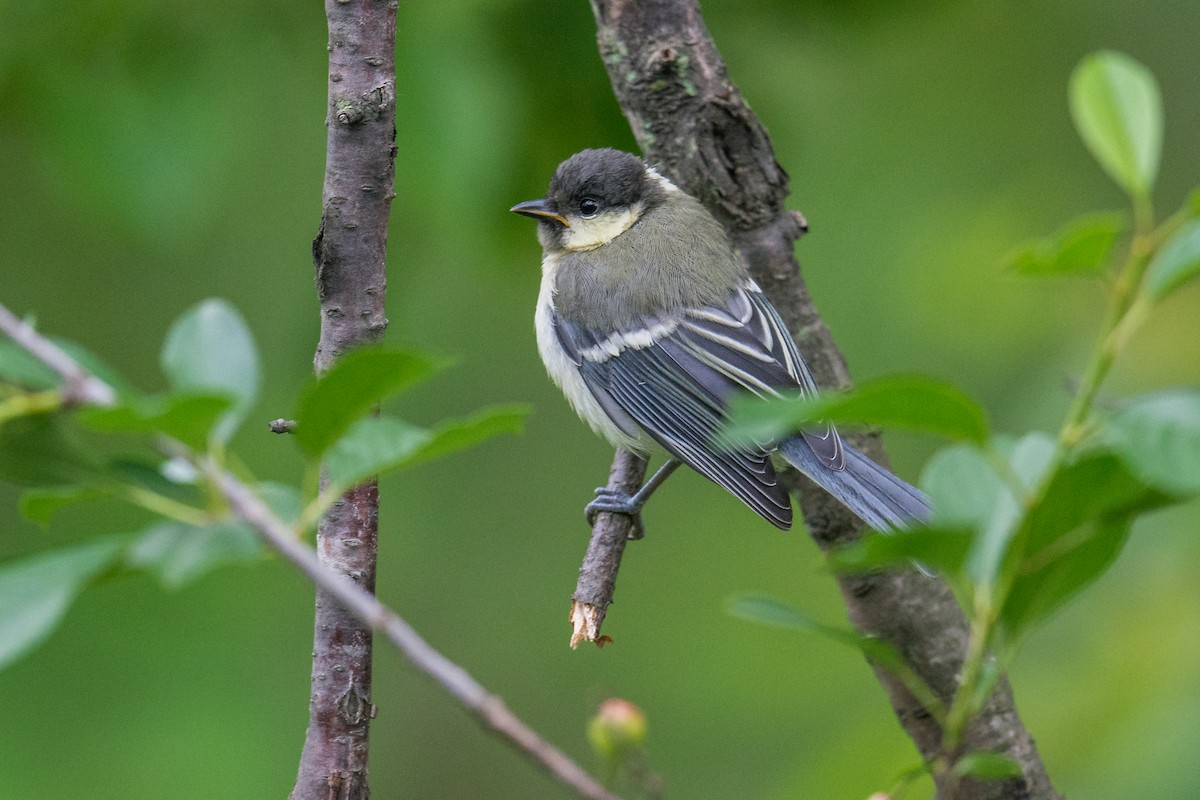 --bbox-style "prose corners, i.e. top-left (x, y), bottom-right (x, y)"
top-left (572, 1), bottom-right (1059, 798)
